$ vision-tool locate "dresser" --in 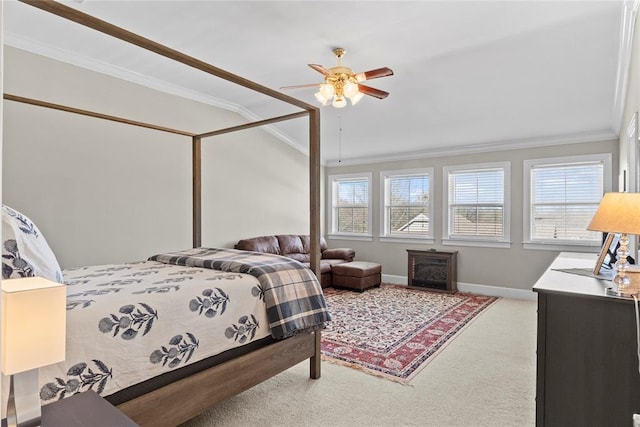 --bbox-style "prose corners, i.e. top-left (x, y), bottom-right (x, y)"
top-left (533, 252), bottom-right (640, 426)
